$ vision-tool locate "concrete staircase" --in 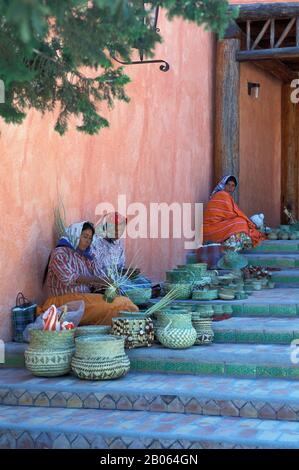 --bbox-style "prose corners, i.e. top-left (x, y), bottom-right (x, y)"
top-left (1, 240), bottom-right (299, 449)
